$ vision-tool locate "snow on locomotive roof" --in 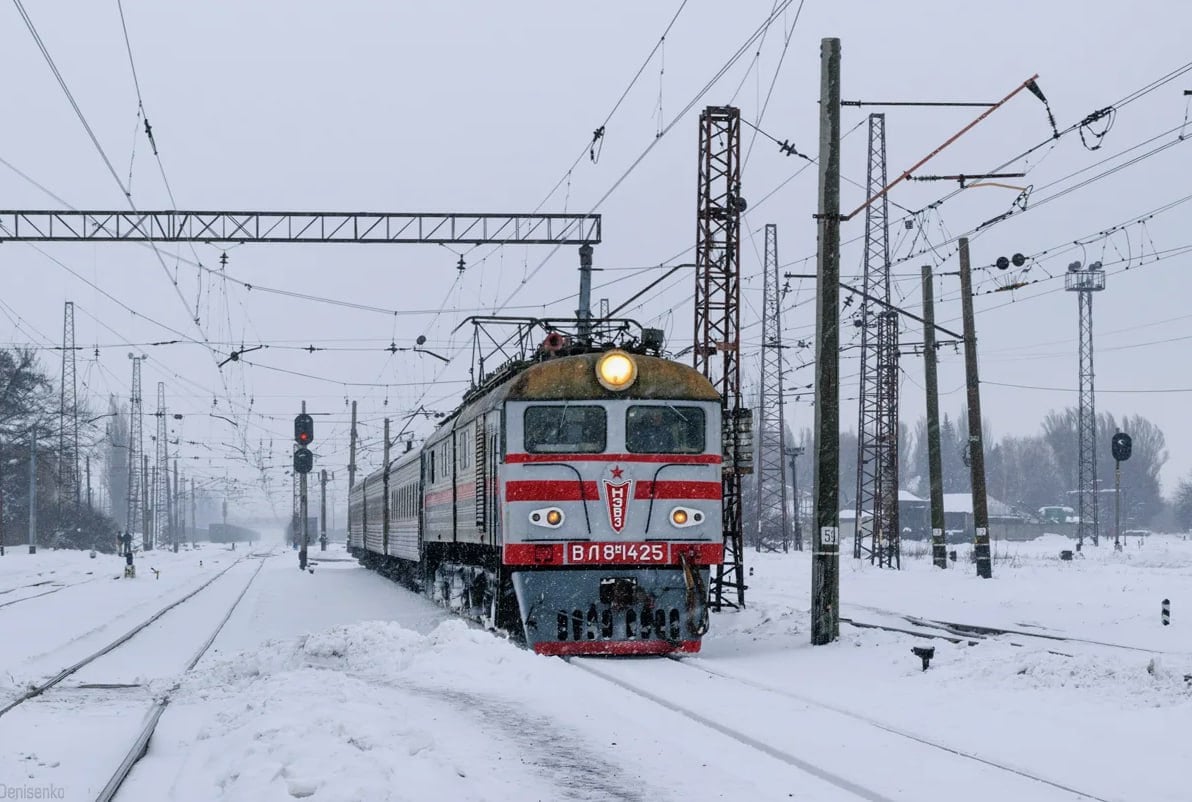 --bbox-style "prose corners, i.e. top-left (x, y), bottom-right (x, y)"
top-left (506, 351), bottom-right (719, 401)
